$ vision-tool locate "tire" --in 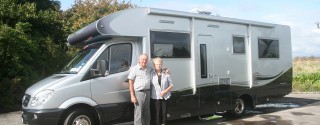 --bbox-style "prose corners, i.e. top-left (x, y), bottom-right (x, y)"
top-left (63, 108), bottom-right (95, 125)
top-left (228, 98), bottom-right (246, 118)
